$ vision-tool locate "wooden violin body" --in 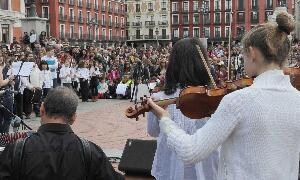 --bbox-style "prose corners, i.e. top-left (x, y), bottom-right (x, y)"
top-left (125, 77), bottom-right (253, 120)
